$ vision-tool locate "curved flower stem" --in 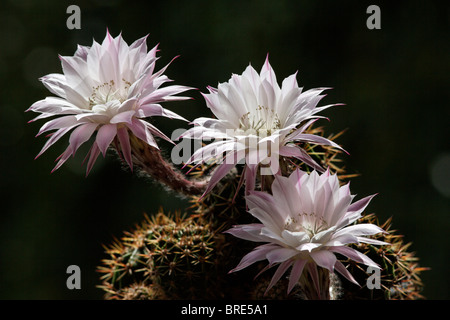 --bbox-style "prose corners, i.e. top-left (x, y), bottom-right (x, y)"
top-left (116, 132), bottom-right (208, 196)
